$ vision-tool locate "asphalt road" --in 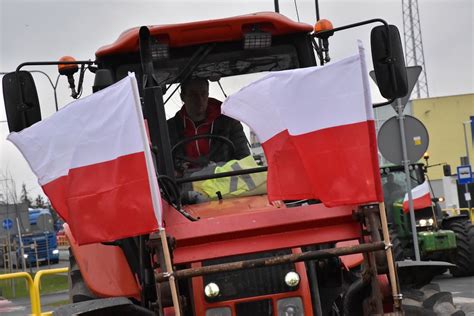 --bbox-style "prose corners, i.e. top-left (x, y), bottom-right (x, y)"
top-left (433, 274), bottom-right (474, 315)
top-left (0, 254), bottom-right (473, 315)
